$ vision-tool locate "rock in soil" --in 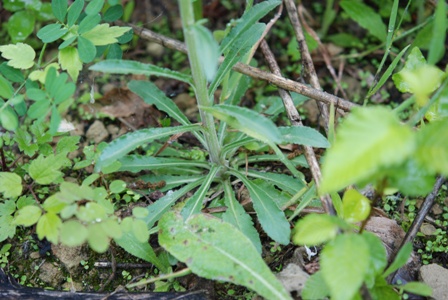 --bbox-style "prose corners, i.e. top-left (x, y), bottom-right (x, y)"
top-left (419, 263), bottom-right (448, 300)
